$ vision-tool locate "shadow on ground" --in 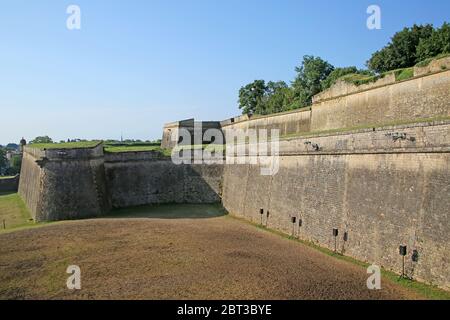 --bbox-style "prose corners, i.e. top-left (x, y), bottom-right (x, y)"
top-left (104, 203), bottom-right (228, 219)
top-left (0, 191), bottom-right (17, 196)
